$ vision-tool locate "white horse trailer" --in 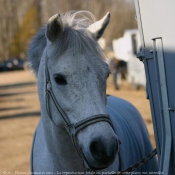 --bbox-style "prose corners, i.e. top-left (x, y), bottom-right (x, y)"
top-left (134, 0), bottom-right (175, 174)
top-left (112, 29), bottom-right (146, 89)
